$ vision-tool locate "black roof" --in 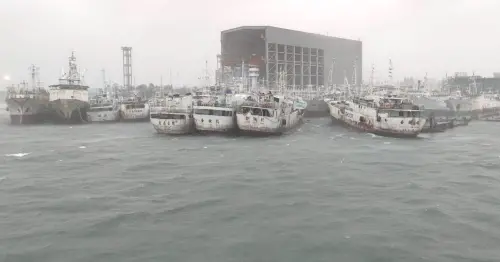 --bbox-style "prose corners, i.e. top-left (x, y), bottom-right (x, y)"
top-left (49, 84), bottom-right (89, 90)
top-left (221, 25), bottom-right (360, 42)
